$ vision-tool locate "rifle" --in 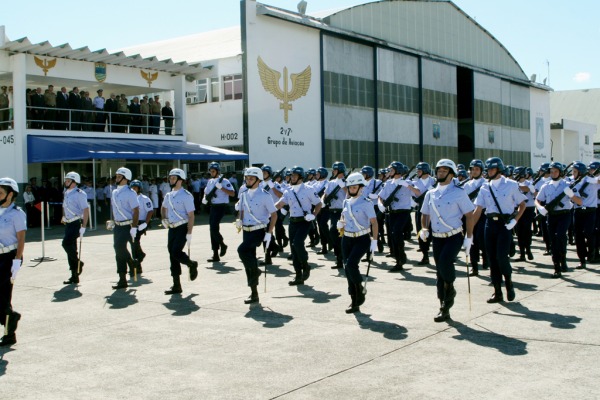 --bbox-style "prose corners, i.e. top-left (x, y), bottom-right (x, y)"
top-left (382, 182), bottom-right (404, 209)
top-left (537, 175), bottom-right (584, 220)
top-left (573, 169), bottom-right (600, 199)
top-left (414, 181), bottom-right (437, 205)
top-left (323, 179), bottom-right (344, 207)
top-left (272, 166), bottom-right (286, 180)
top-left (205, 175), bottom-right (225, 205)
top-left (403, 165), bottom-right (416, 179)
top-left (458, 177), bottom-right (472, 187)
top-left (468, 187), bottom-right (481, 201)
